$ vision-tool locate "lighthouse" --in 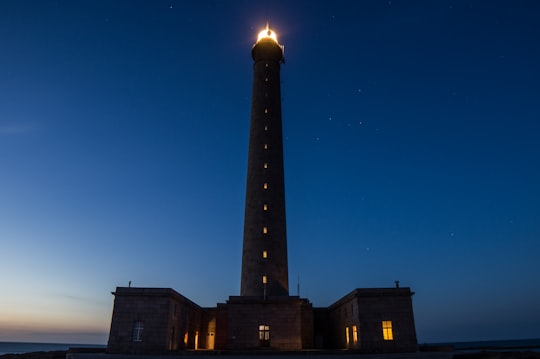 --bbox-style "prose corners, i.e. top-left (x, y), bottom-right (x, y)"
top-left (240, 25), bottom-right (289, 297)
